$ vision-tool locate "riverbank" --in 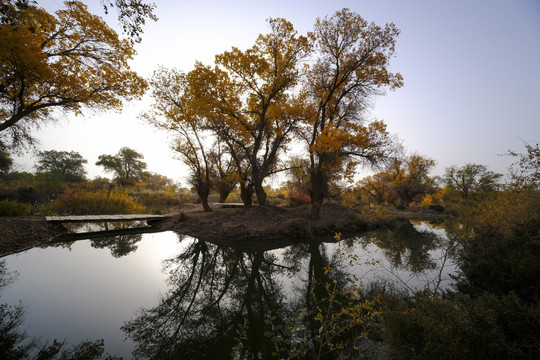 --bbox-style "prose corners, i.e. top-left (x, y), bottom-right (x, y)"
top-left (0, 203), bottom-right (444, 256)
